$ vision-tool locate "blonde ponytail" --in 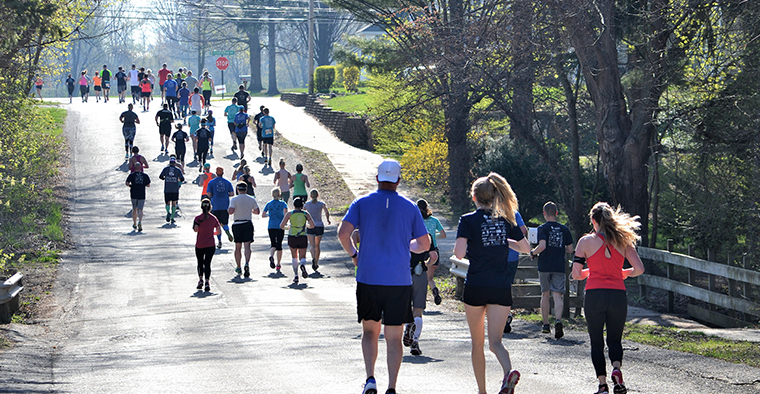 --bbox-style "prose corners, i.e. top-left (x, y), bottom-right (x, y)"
top-left (471, 172), bottom-right (518, 225)
top-left (590, 202), bottom-right (640, 250)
